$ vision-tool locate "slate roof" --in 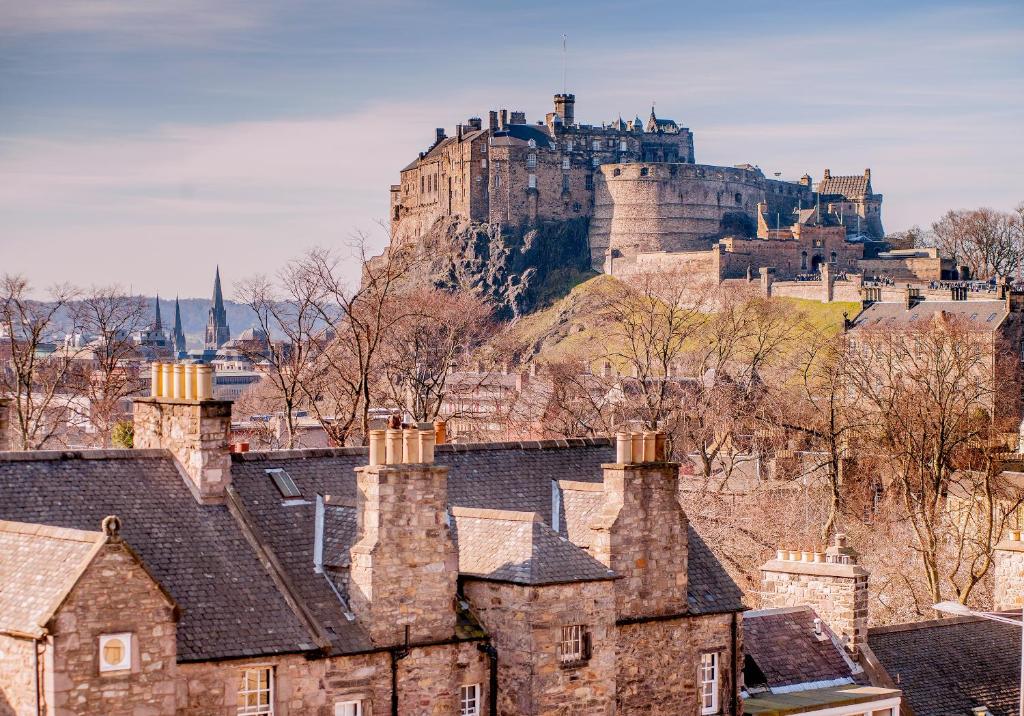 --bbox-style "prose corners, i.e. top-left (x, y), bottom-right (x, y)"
top-left (849, 299), bottom-right (1007, 331)
top-left (491, 123), bottom-right (552, 148)
top-left (0, 520), bottom-right (104, 637)
top-left (451, 508), bottom-right (615, 585)
top-left (0, 451), bottom-right (318, 661)
top-left (817, 174), bottom-right (871, 199)
top-left (743, 606), bottom-right (861, 691)
top-left (869, 616), bottom-right (1020, 716)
